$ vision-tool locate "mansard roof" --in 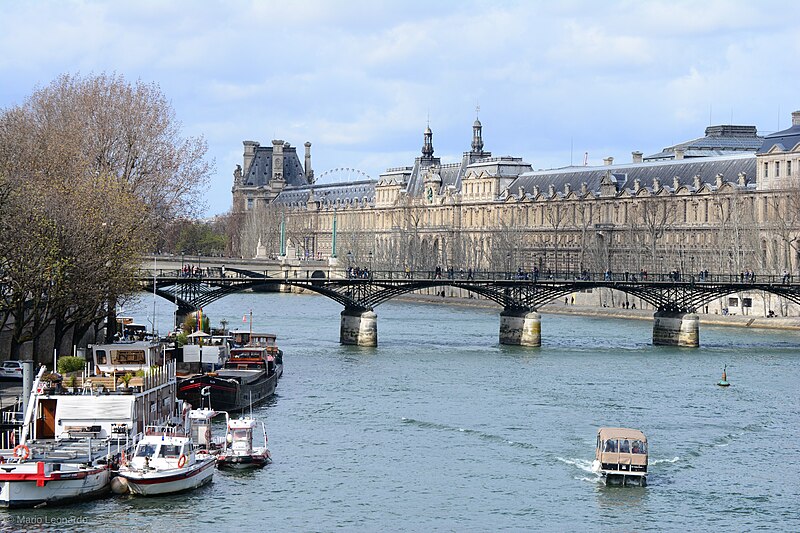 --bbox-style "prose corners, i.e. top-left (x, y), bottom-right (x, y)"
top-left (272, 180), bottom-right (375, 207)
top-left (512, 153), bottom-right (756, 196)
top-left (645, 125), bottom-right (762, 161)
top-left (757, 124), bottom-right (800, 154)
top-left (243, 142), bottom-right (309, 188)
